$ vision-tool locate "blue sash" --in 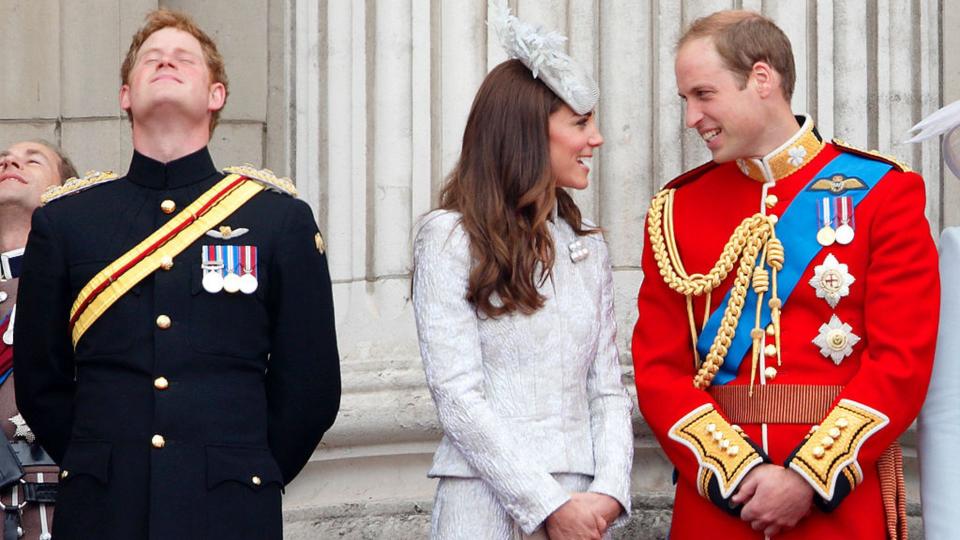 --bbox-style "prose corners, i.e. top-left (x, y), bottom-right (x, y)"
top-left (696, 153), bottom-right (893, 385)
